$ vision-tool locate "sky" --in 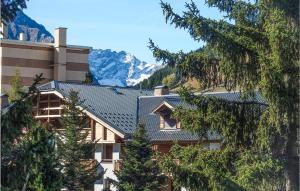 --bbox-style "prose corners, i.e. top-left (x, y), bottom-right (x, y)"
top-left (24, 0), bottom-right (223, 64)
